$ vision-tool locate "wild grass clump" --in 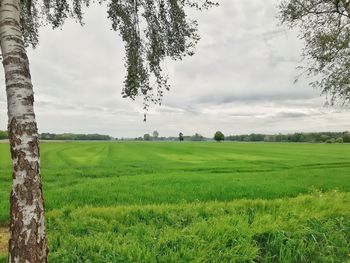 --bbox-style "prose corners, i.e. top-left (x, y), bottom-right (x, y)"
top-left (47, 191), bottom-right (350, 262)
